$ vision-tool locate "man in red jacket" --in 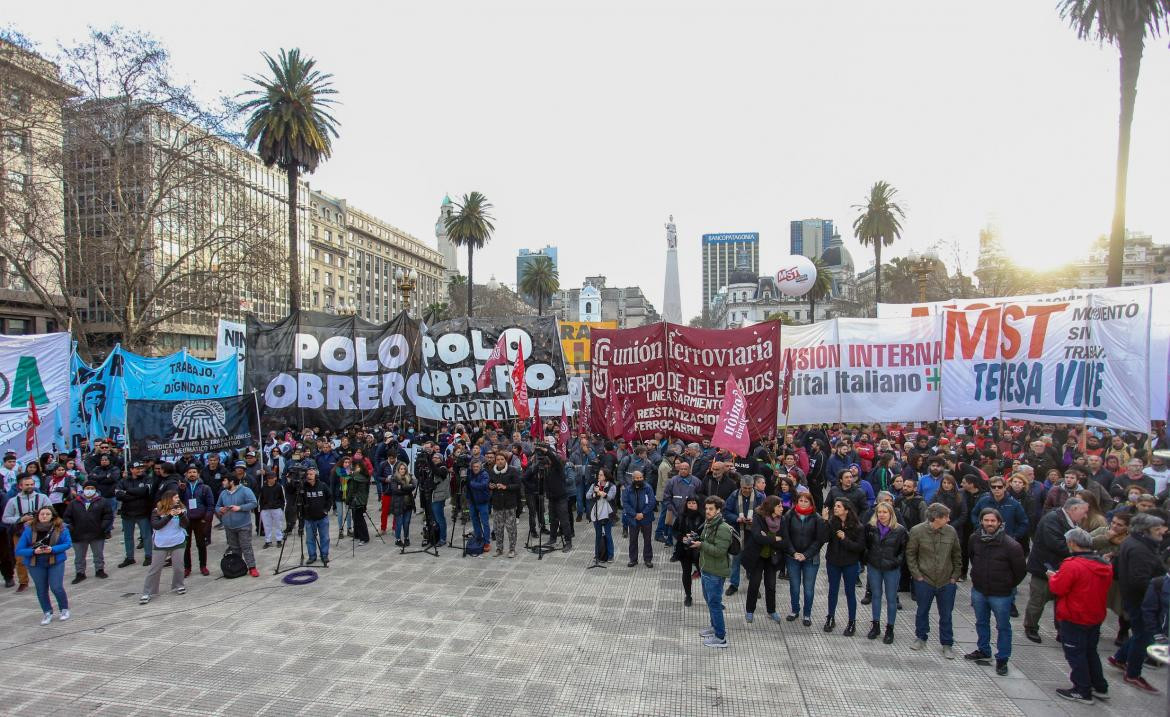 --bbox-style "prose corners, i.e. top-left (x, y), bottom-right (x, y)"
top-left (1047, 526), bottom-right (1114, 704)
